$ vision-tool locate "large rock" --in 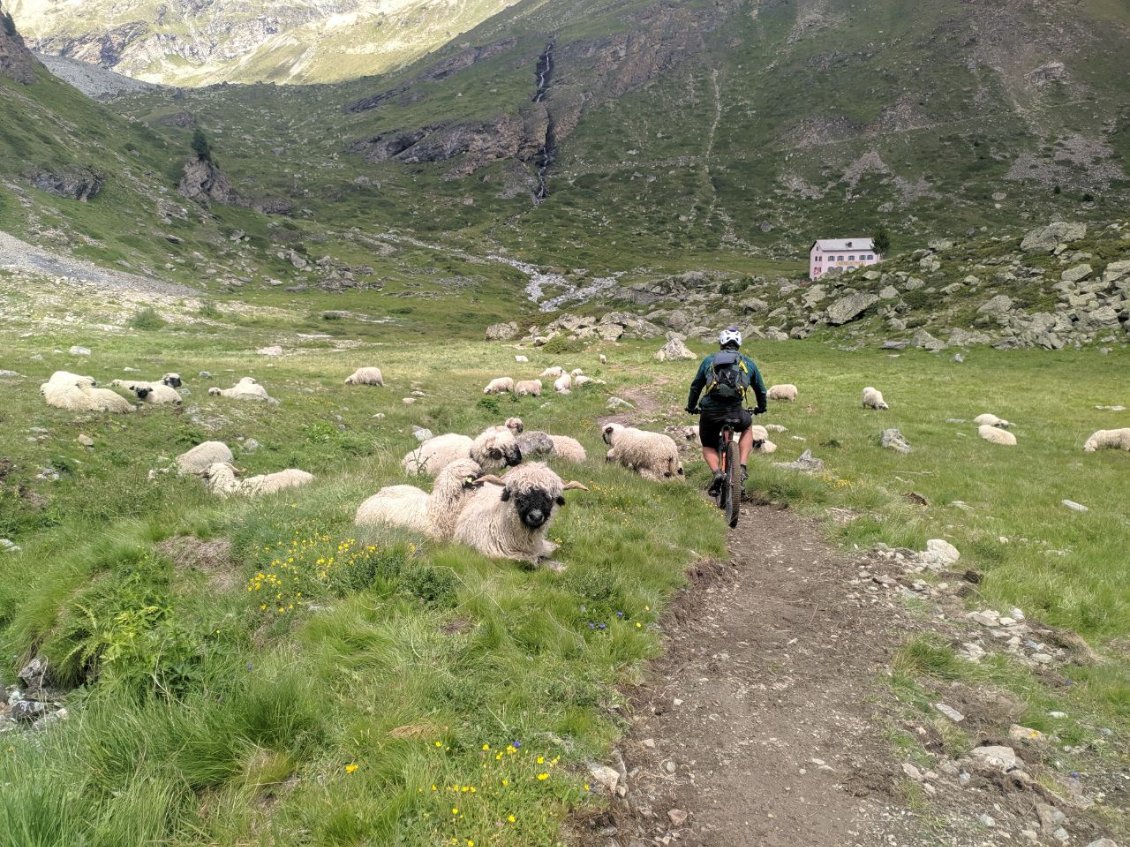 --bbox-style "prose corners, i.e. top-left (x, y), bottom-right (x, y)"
top-left (31, 168), bottom-right (104, 201)
top-left (977, 294), bottom-right (1014, 315)
top-left (0, 5), bottom-right (37, 84)
top-left (1020, 222), bottom-right (1087, 253)
top-left (177, 156), bottom-right (238, 205)
top-left (1061, 264), bottom-right (1093, 283)
top-left (913, 329), bottom-right (946, 351)
top-left (485, 321), bottom-right (518, 341)
top-left (825, 293), bottom-right (879, 325)
top-left (880, 428), bottom-right (911, 454)
top-left (654, 334), bottom-right (696, 362)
